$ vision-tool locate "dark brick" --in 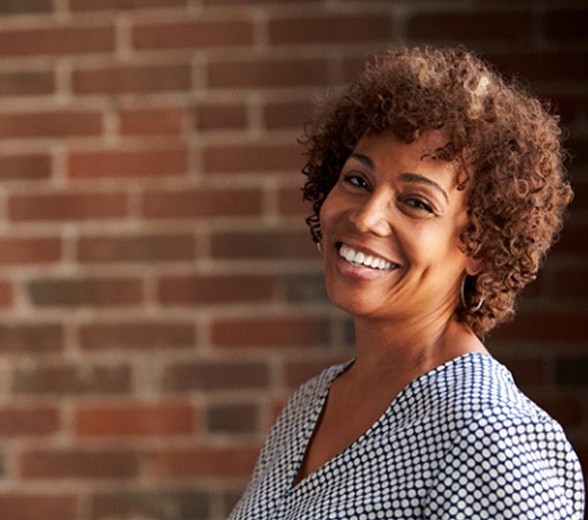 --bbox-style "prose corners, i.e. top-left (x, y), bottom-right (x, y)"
top-left (91, 490), bottom-right (211, 520)
top-left (211, 229), bottom-right (316, 260)
top-left (28, 278), bottom-right (143, 307)
top-left (162, 361), bottom-right (270, 392)
top-left (14, 364), bottom-right (131, 395)
top-left (0, 0), bottom-right (52, 14)
top-left (207, 403), bottom-right (258, 434)
top-left (544, 8), bottom-right (588, 41)
top-left (556, 357), bottom-right (588, 387)
top-left (408, 11), bottom-right (533, 43)
top-left (0, 323), bottom-right (63, 355)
